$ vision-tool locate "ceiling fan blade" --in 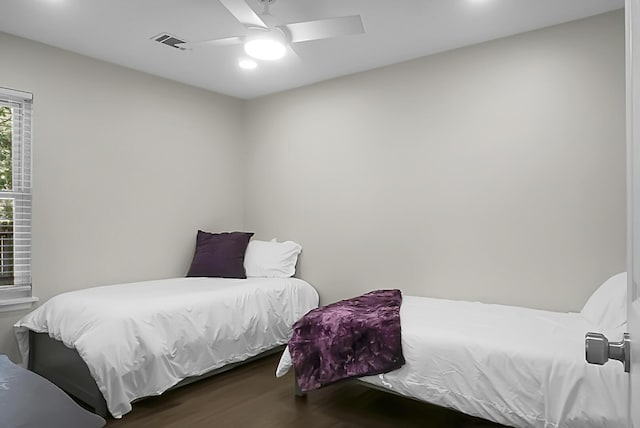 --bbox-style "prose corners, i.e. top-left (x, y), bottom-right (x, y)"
top-left (280, 15), bottom-right (364, 44)
top-left (219, 0), bottom-right (267, 29)
top-left (286, 45), bottom-right (303, 65)
top-left (179, 36), bottom-right (245, 49)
